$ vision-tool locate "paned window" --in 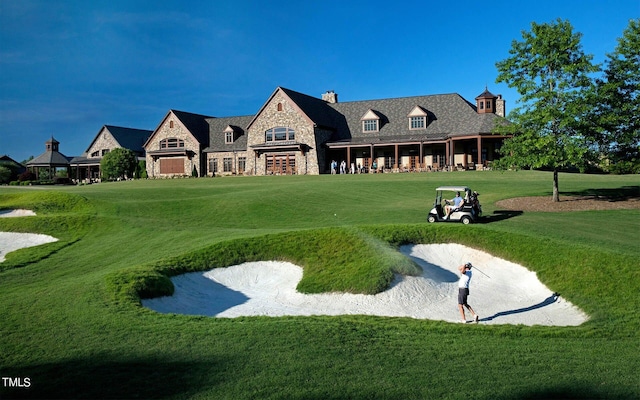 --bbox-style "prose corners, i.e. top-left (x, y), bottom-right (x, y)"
top-left (209, 158), bottom-right (218, 174)
top-left (265, 127), bottom-right (295, 142)
top-left (238, 157), bottom-right (246, 173)
top-left (410, 116), bottom-right (426, 130)
top-left (223, 158), bottom-right (233, 172)
top-left (363, 120), bottom-right (378, 132)
top-left (160, 138), bottom-right (185, 149)
top-left (225, 131), bottom-right (233, 144)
